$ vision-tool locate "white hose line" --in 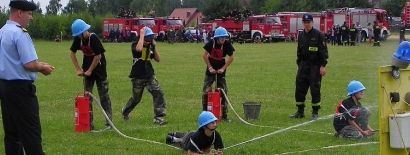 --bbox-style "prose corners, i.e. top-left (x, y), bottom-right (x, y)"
top-left (275, 142), bottom-right (378, 155)
top-left (86, 92), bottom-right (182, 151)
top-left (224, 114), bottom-right (335, 150)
